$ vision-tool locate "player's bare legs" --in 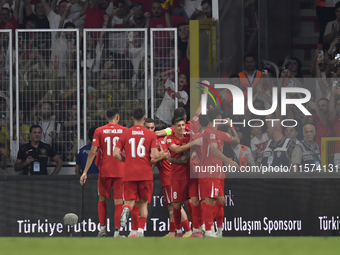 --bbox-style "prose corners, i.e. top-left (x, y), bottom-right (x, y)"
top-left (120, 199), bottom-right (135, 228)
top-left (215, 196), bottom-right (225, 237)
top-left (129, 201), bottom-right (140, 237)
top-left (97, 195), bottom-right (108, 237)
top-left (113, 198), bottom-right (123, 237)
top-left (204, 197), bottom-right (218, 237)
top-left (137, 199), bottom-right (148, 237)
